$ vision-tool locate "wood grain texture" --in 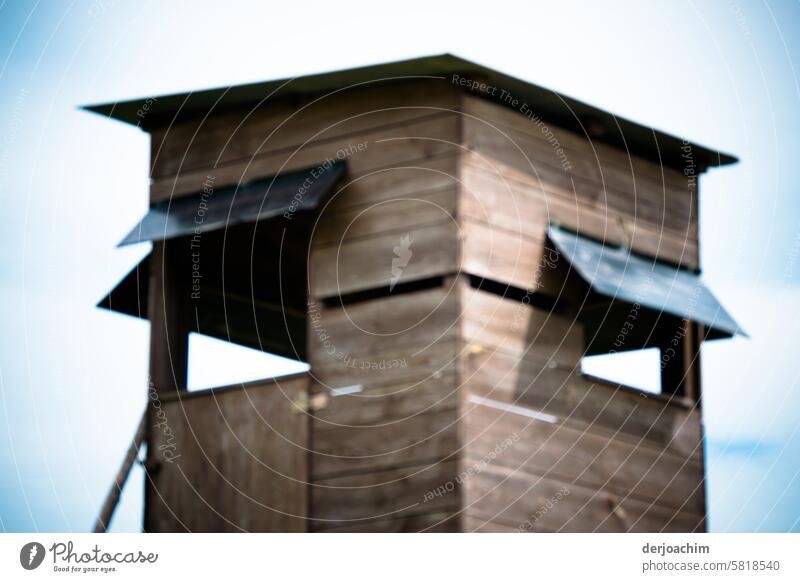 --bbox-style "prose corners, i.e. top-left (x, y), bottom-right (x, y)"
top-left (463, 400), bottom-right (705, 514)
top-left (307, 285), bottom-right (461, 360)
top-left (461, 286), bottom-right (585, 367)
top-left (311, 408), bottom-right (459, 479)
top-left (140, 80), bottom-right (712, 533)
top-left (311, 460), bottom-right (460, 530)
top-left (310, 220), bottom-right (459, 298)
top-left (465, 463), bottom-right (705, 532)
top-left (462, 515), bottom-right (521, 532)
top-left (145, 375), bottom-right (309, 532)
top-left (461, 154), bottom-right (626, 242)
top-left (150, 80), bottom-right (460, 180)
top-left (151, 113), bottom-right (461, 201)
top-left (310, 344), bottom-right (460, 430)
top-left (461, 119), bottom-right (694, 232)
top-left (461, 96), bottom-right (697, 200)
top-left (307, 285), bottom-right (463, 528)
top-left (319, 511), bottom-right (459, 532)
top-left (322, 153), bottom-right (459, 212)
top-left (460, 152), bottom-right (698, 269)
top-left (460, 219), bottom-right (546, 291)
top-left (461, 332), bottom-right (703, 460)
top-left (313, 189), bottom-right (457, 247)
